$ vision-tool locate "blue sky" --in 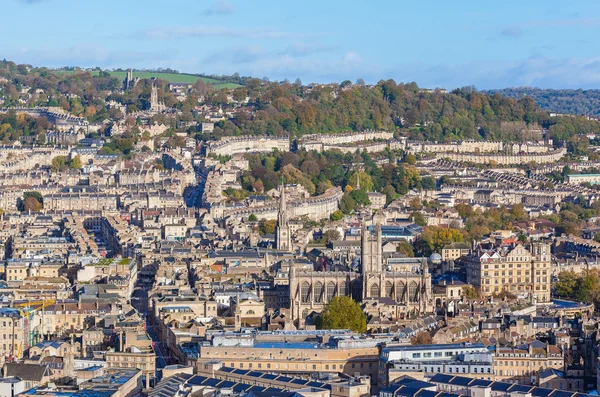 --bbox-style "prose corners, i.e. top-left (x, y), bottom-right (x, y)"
top-left (6, 0), bottom-right (600, 89)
